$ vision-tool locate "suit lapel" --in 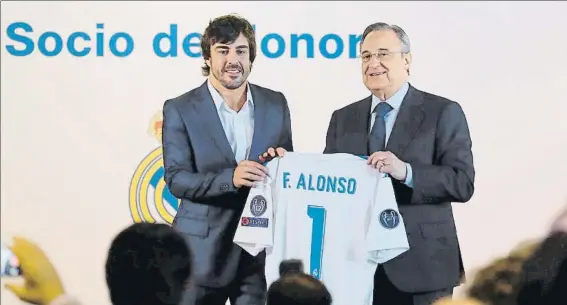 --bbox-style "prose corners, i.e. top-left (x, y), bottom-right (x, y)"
top-left (247, 85), bottom-right (270, 162)
top-left (386, 85), bottom-right (425, 157)
top-left (191, 81), bottom-right (237, 165)
top-left (355, 97), bottom-right (373, 155)
top-left (338, 96), bottom-right (373, 156)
